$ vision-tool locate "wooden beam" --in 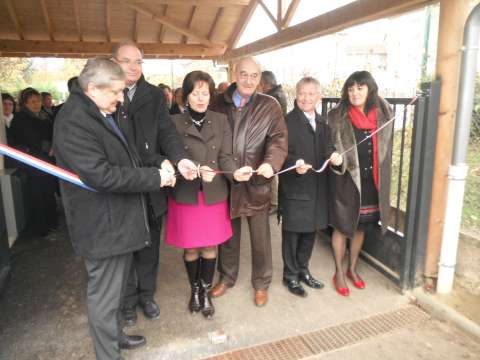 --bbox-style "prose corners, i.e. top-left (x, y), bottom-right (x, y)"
top-left (5, 0), bottom-right (24, 40)
top-left (106, 0), bottom-right (112, 42)
top-left (39, 0), bottom-right (54, 41)
top-left (207, 7), bottom-right (224, 41)
top-left (222, 0), bottom-right (435, 61)
top-left (182, 6), bottom-right (198, 44)
top-left (227, 0), bottom-right (258, 50)
top-left (148, 0), bottom-right (249, 5)
top-left (0, 40), bottom-right (226, 59)
top-left (133, 11), bottom-right (140, 42)
top-left (157, 5), bottom-right (168, 43)
top-left (282, 0), bottom-right (300, 28)
top-left (257, 0), bottom-right (280, 31)
top-left (126, 2), bottom-right (221, 47)
top-left (277, 0), bottom-right (282, 25)
top-left (73, 0), bottom-right (83, 41)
